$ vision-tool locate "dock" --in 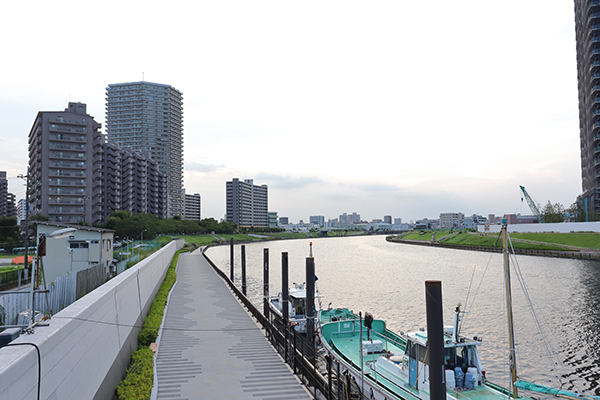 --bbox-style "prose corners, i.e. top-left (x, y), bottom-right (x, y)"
top-left (154, 251), bottom-right (311, 399)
